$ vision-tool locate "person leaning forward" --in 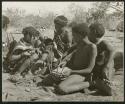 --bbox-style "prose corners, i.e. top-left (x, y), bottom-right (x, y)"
top-left (51, 23), bottom-right (97, 94)
top-left (8, 26), bottom-right (40, 81)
